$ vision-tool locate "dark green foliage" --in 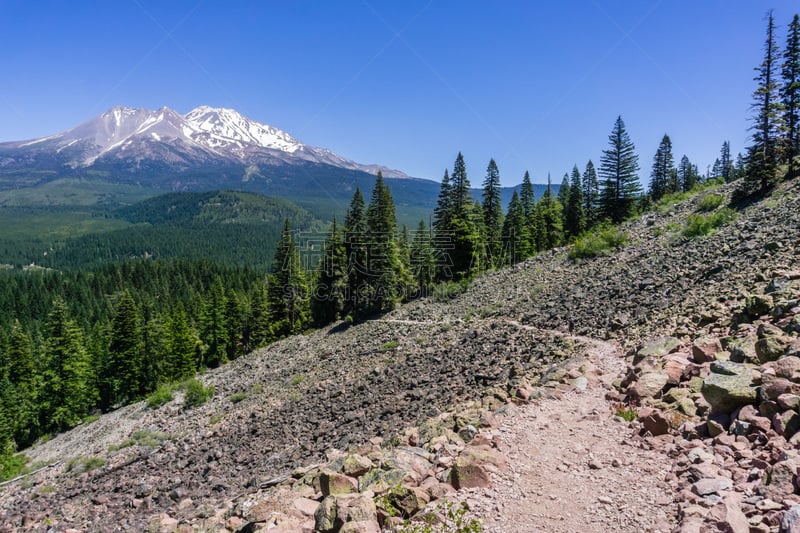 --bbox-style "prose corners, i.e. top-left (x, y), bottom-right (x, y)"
top-left (311, 219), bottom-right (348, 326)
top-left (783, 14), bottom-right (800, 173)
top-left (744, 10), bottom-right (783, 193)
top-left (409, 220), bottom-right (436, 294)
top-left (536, 176), bottom-right (563, 250)
top-left (649, 134), bottom-right (676, 201)
top-left (433, 154), bottom-right (483, 281)
top-left (364, 173), bottom-right (402, 314)
top-left (344, 189), bottom-right (368, 320)
top-left (200, 280), bottom-right (229, 368)
top-left (40, 298), bottom-right (95, 432)
top-left (481, 159), bottom-right (504, 267)
top-left (719, 141), bottom-right (734, 182)
top-left (678, 155), bottom-right (700, 192)
top-left (564, 165), bottom-right (585, 239)
top-left (519, 171), bottom-right (536, 221)
top-left (599, 116), bottom-right (641, 222)
top-left (166, 305), bottom-right (197, 382)
top-left (581, 160), bottom-right (599, 229)
top-left (500, 191), bottom-right (532, 265)
top-left (267, 219), bottom-right (309, 336)
top-left (101, 291), bottom-right (143, 408)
